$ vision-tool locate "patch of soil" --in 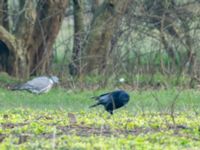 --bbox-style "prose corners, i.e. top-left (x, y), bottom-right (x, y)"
top-left (18, 134), bottom-right (30, 144)
top-left (1, 123), bottom-right (28, 129)
top-left (0, 134), bottom-right (6, 143)
top-left (57, 125), bottom-right (157, 137)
